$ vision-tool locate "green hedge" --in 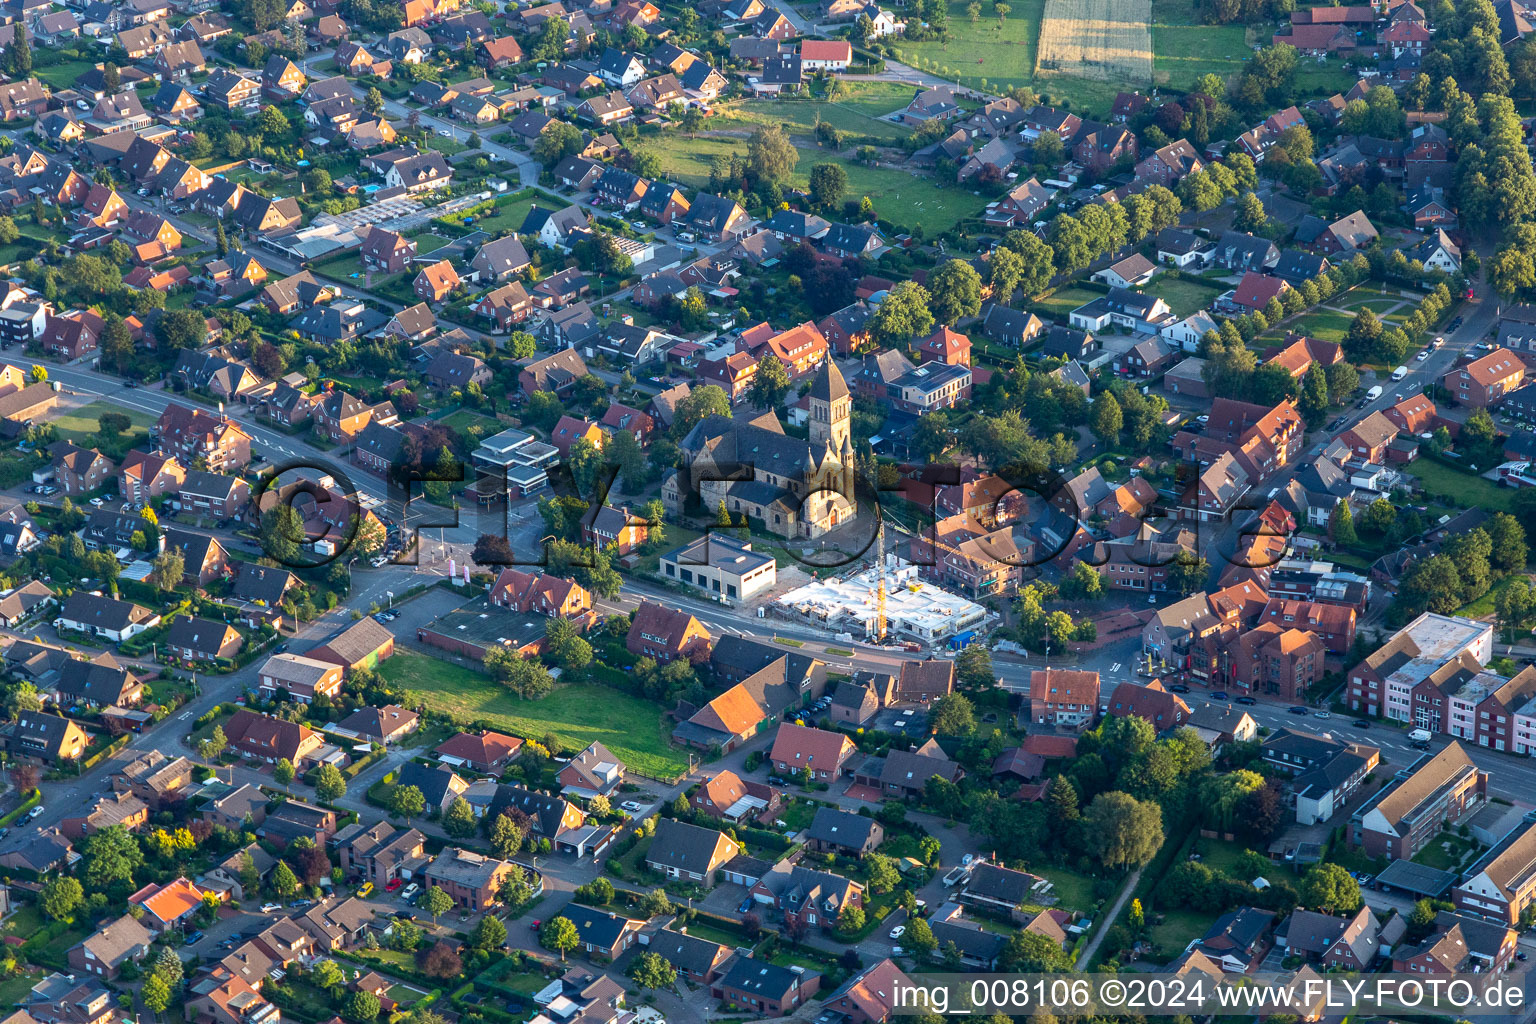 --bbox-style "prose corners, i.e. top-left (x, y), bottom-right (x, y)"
top-left (0, 790), bottom-right (39, 826)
